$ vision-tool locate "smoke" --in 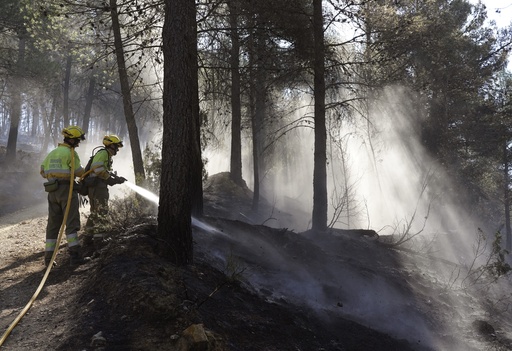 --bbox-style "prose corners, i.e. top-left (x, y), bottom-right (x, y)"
top-left (197, 85), bottom-right (508, 350)
top-left (28, 78), bottom-right (501, 351)
top-left (204, 86), bottom-right (486, 243)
